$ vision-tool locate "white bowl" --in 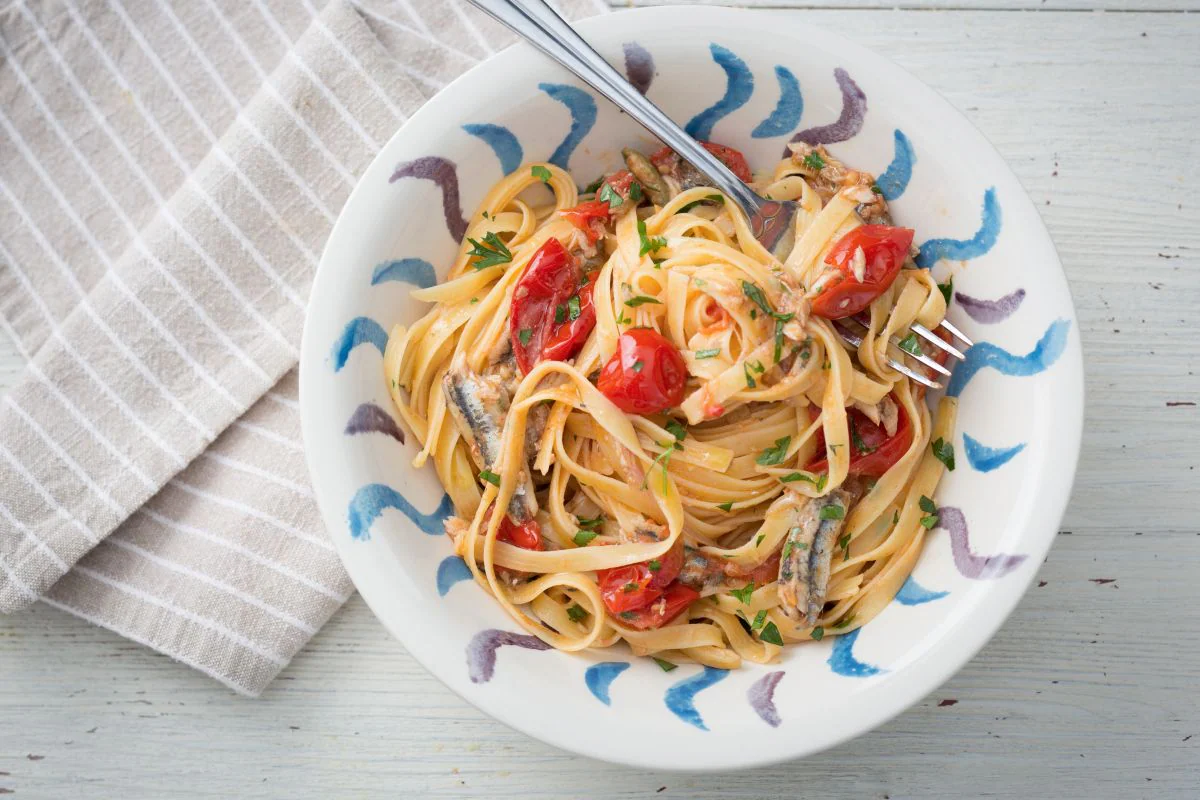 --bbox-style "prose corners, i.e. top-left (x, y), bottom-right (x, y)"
top-left (299, 6), bottom-right (1083, 771)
